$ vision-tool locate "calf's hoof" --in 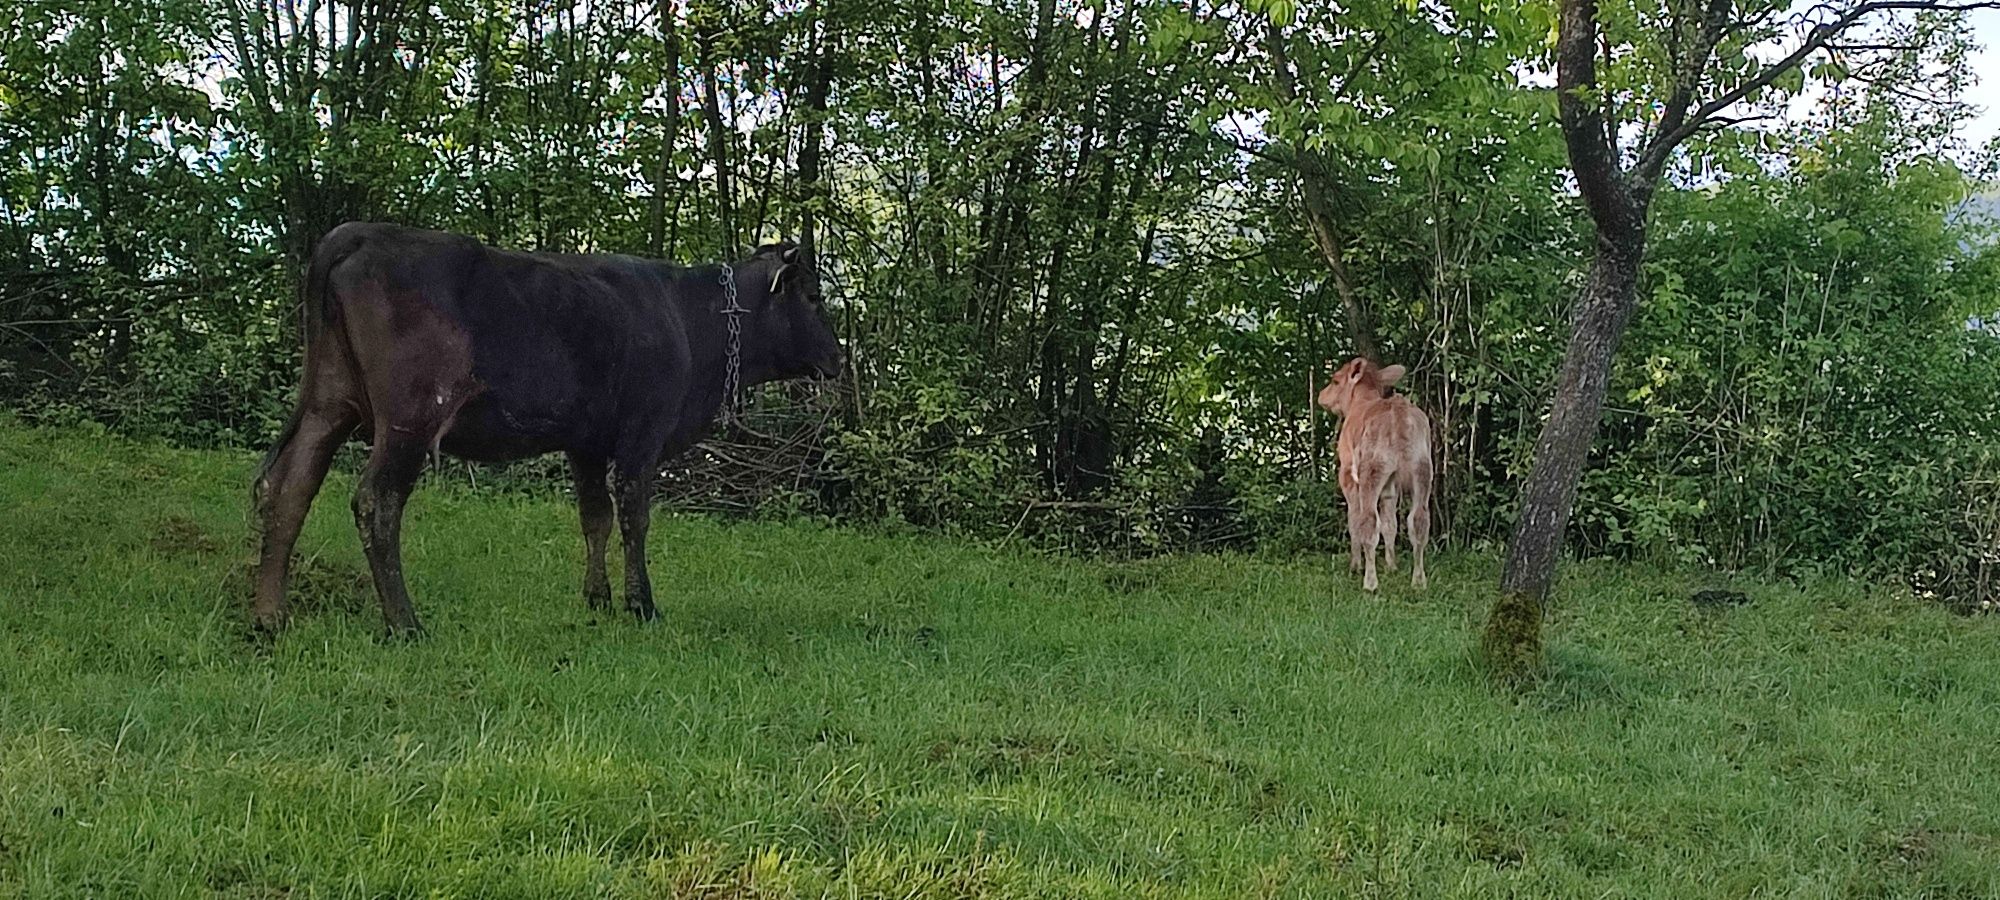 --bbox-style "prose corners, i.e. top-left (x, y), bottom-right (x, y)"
top-left (381, 618), bottom-right (427, 641)
top-left (1363, 574), bottom-right (1379, 592)
top-left (1413, 572), bottom-right (1429, 590)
